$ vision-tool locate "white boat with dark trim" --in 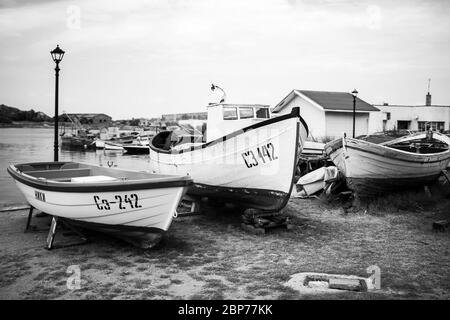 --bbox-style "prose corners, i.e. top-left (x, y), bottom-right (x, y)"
top-left (149, 105), bottom-right (308, 211)
top-left (104, 141), bottom-right (124, 151)
top-left (7, 162), bottom-right (192, 248)
top-left (325, 132), bottom-right (450, 198)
